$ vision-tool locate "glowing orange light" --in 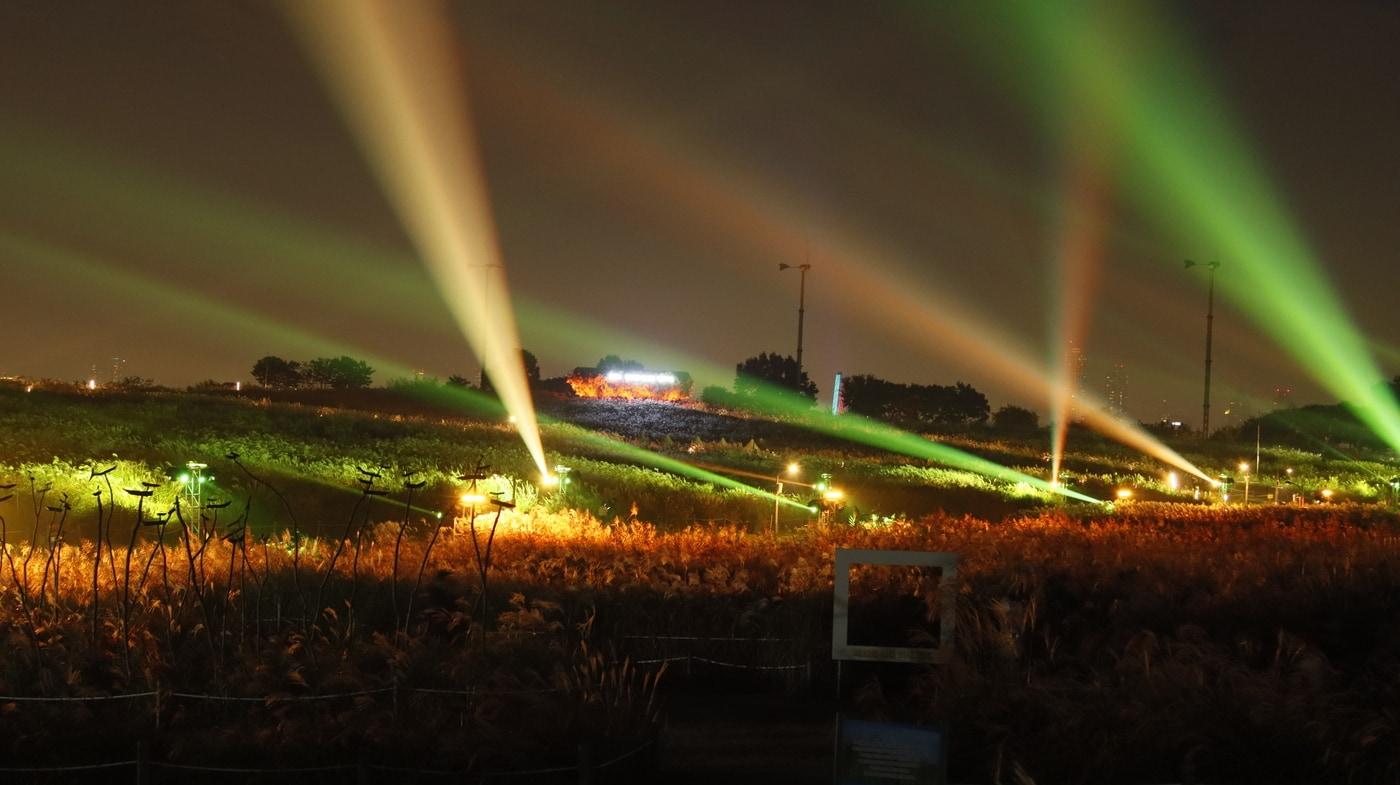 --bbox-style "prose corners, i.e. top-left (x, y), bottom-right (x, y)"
top-left (566, 373), bottom-right (688, 402)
